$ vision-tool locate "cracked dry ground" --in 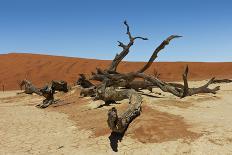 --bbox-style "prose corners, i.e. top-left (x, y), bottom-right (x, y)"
top-left (0, 81), bottom-right (232, 155)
